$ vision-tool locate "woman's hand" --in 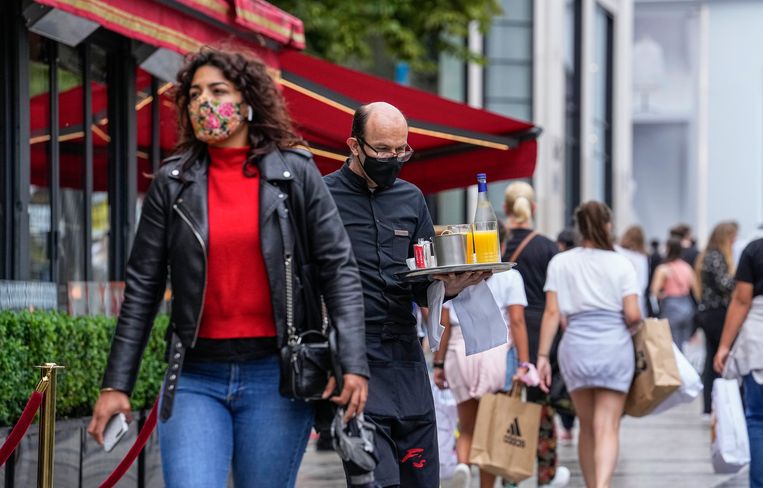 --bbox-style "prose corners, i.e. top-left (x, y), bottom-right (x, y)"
top-left (88, 390), bottom-right (132, 446)
top-left (513, 365), bottom-right (529, 382)
top-left (537, 356), bottom-right (552, 393)
top-left (434, 366), bottom-right (447, 390)
top-left (323, 374), bottom-right (369, 423)
top-left (714, 345), bottom-right (731, 375)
